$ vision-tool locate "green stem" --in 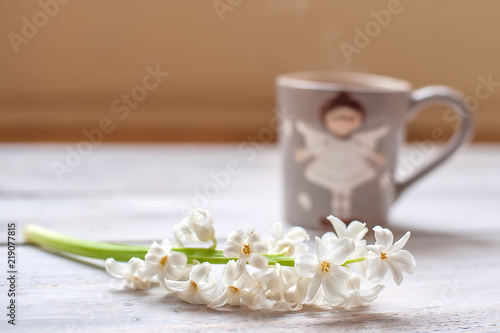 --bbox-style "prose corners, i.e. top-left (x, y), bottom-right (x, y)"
top-left (23, 224), bottom-right (365, 268)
